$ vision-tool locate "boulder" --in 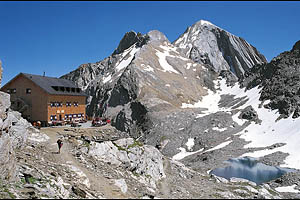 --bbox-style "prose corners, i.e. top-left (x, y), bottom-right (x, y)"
top-left (86, 138), bottom-right (165, 188)
top-left (239, 105), bottom-right (260, 123)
